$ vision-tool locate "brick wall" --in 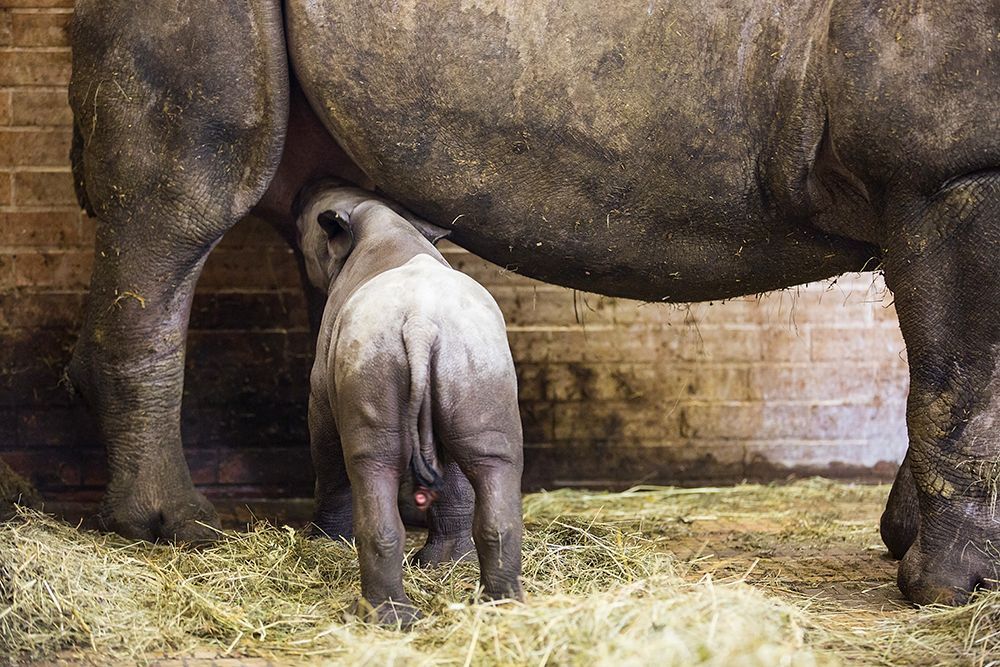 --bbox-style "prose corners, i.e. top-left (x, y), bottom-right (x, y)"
top-left (0, 2), bottom-right (908, 501)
